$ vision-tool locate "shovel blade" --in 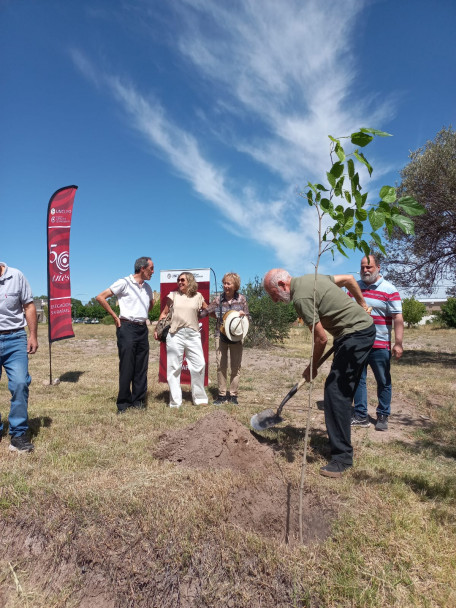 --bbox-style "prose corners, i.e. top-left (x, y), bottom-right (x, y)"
top-left (250, 409), bottom-right (284, 432)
